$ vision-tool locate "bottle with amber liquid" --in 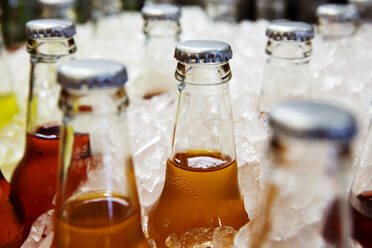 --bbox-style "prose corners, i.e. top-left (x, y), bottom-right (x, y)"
top-left (147, 40), bottom-right (249, 247)
top-left (259, 100), bottom-right (356, 248)
top-left (11, 19), bottom-right (78, 231)
top-left (135, 3), bottom-right (181, 99)
top-left (54, 59), bottom-right (149, 248)
top-left (258, 21), bottom-right (314, 116)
